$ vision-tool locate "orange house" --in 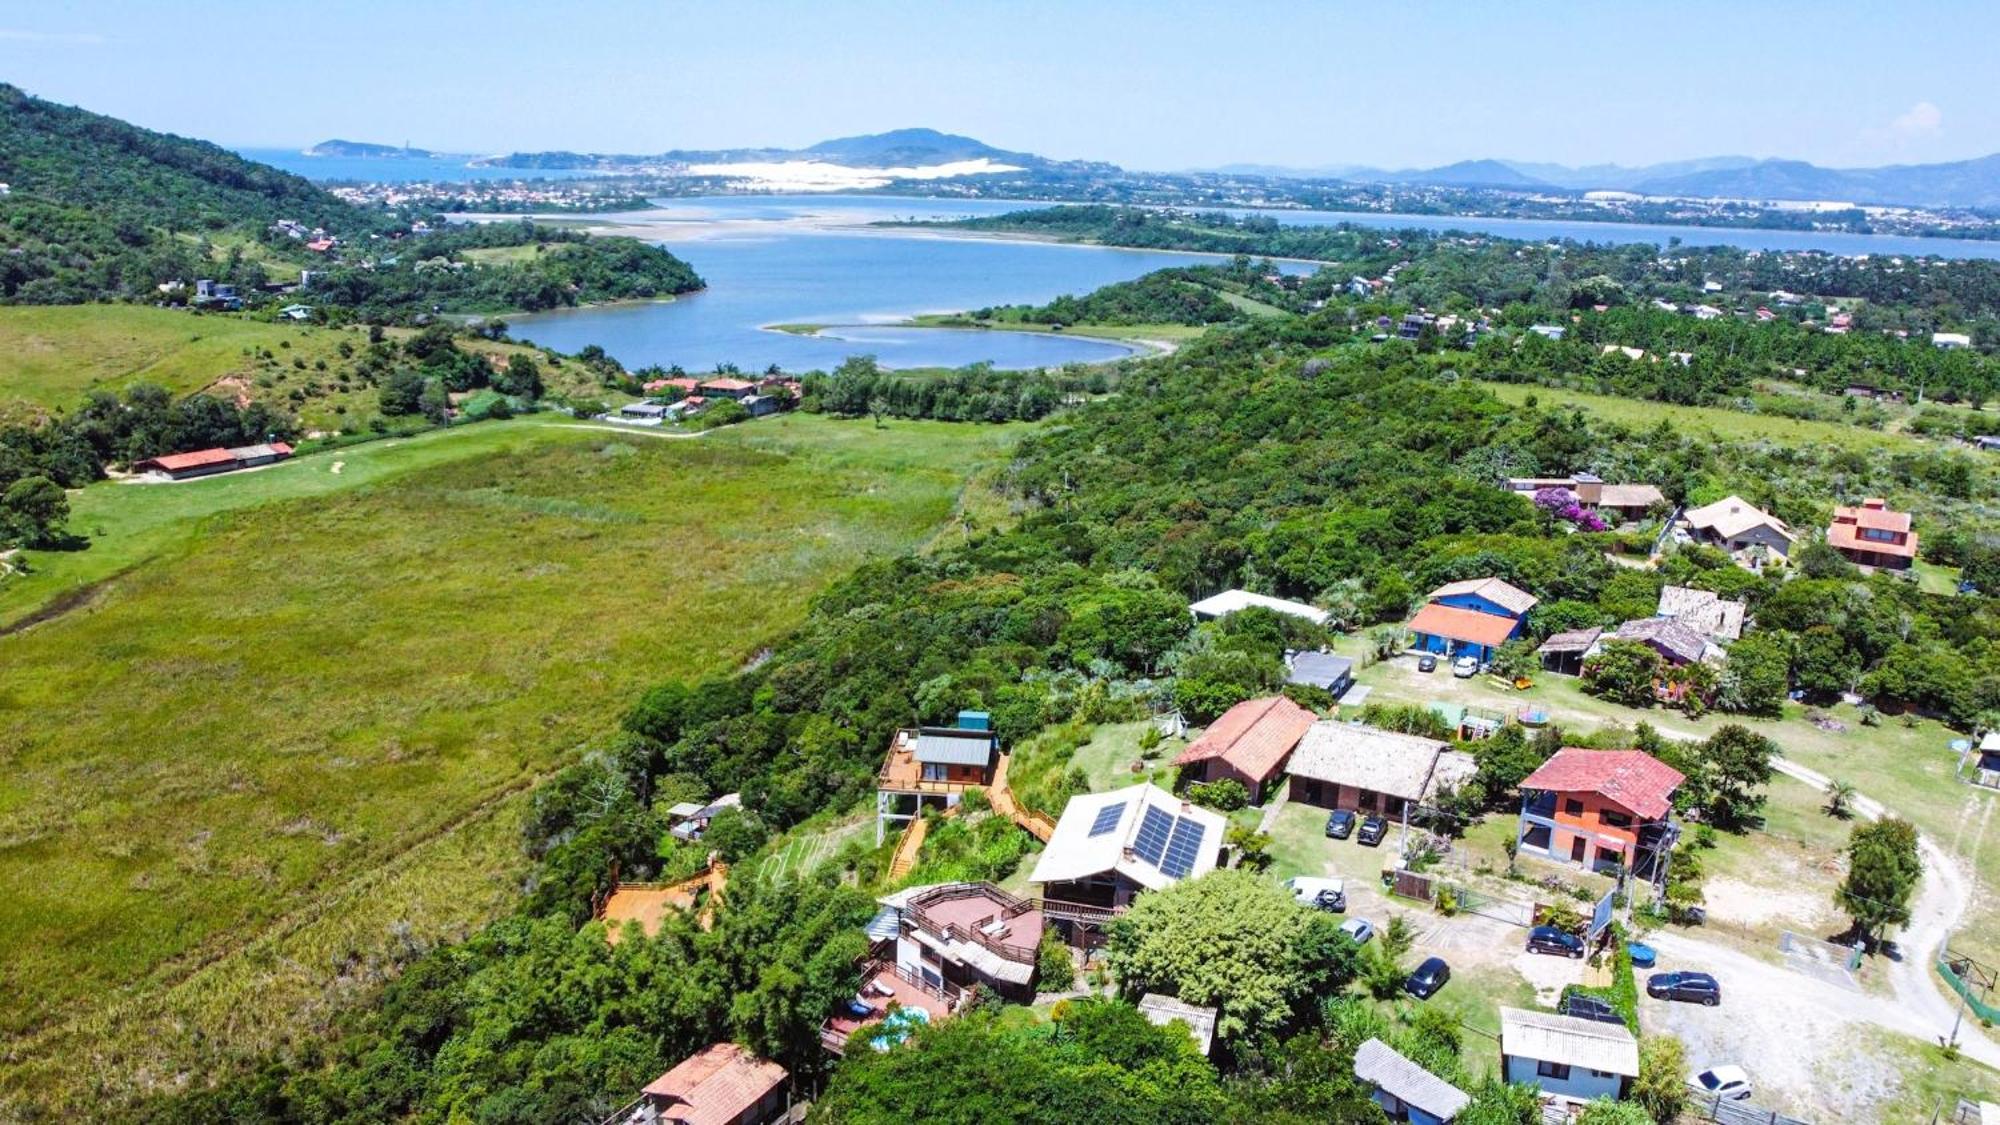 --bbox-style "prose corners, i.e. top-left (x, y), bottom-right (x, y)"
top-left (1516, 749), bottom-right (1683, 880)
